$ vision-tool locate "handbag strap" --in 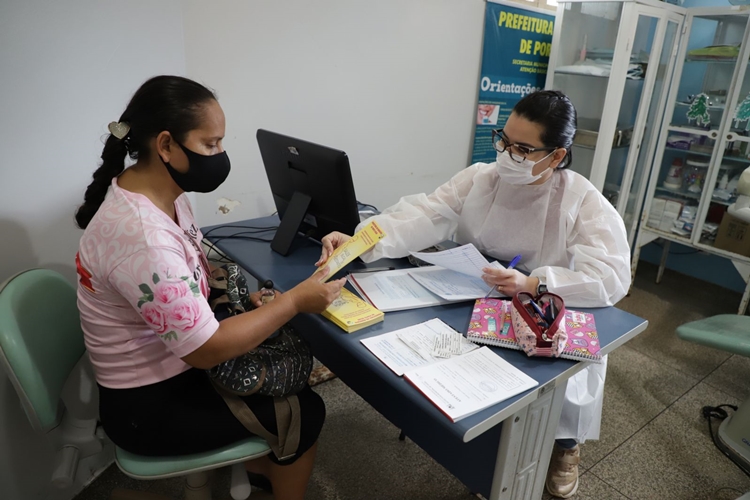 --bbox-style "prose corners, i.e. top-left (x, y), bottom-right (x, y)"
top-left (274, 395), bottom-right (301, 458)
top-left (215, 385), bottom-right (302, 461)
